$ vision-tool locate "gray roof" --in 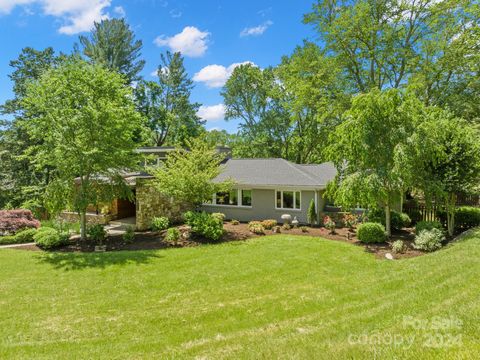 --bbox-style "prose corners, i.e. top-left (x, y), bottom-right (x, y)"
top-left (214, 158), bottom-right (337, 188)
